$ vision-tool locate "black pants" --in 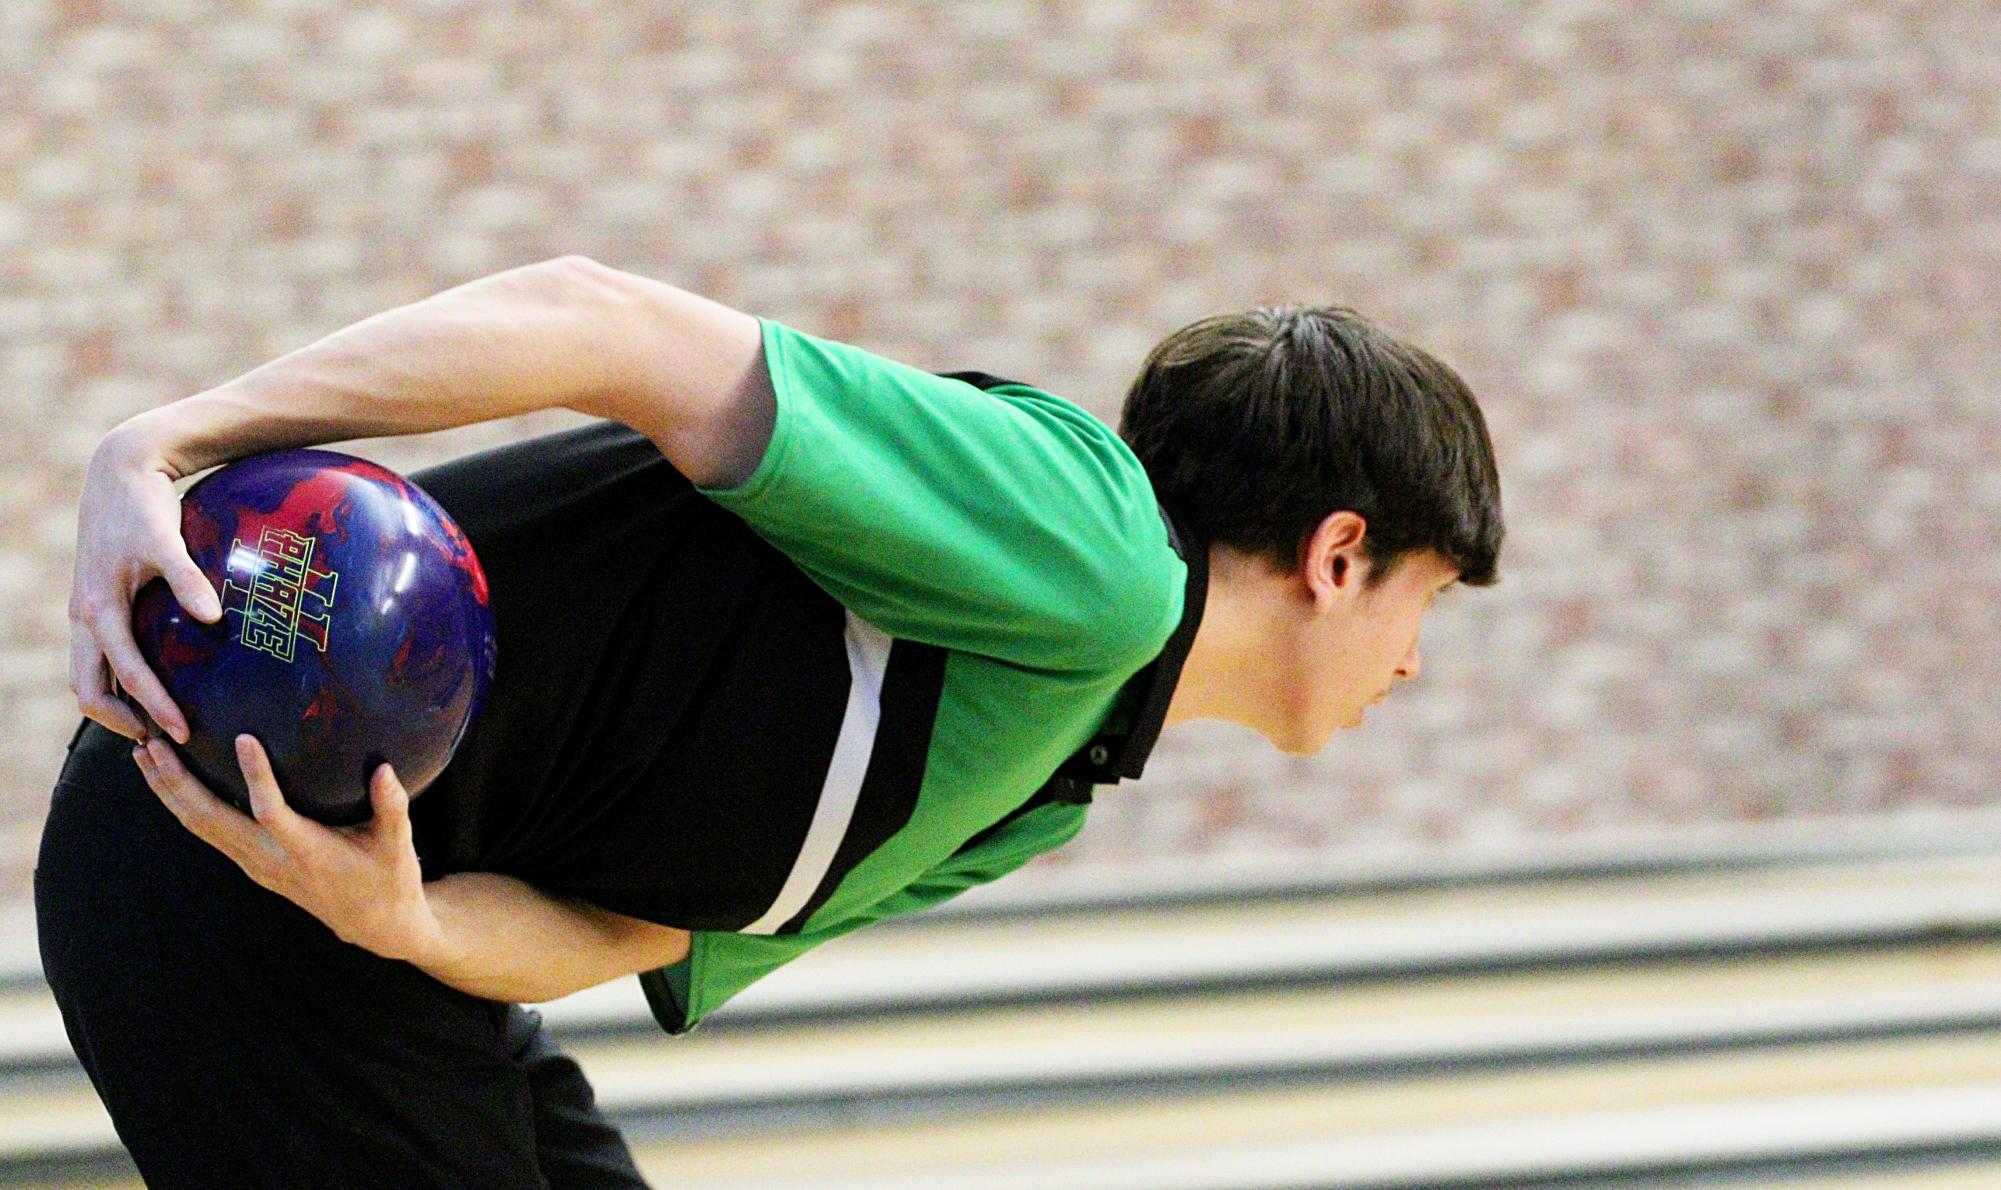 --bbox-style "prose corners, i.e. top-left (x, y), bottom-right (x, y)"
top-left (34, 720), bottom-right (651, 1189)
